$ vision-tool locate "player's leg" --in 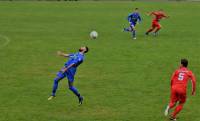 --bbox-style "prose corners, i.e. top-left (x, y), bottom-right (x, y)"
top-left (124, 23), bottom-right (133, 32)
top-left (153, 23), bottom-right (161, 36)
top-left (171, 91), bottom-right (186, 119)
top-left (68, 81), bottom-right (83, 105)
top-left (130, 23), bottom-right (137, 39)
top-left (67, 72), bottom-right (83, 105)
top-left (48, 71), bottom-right (66, 100)
top-left (145, 22), bottom-right (156, 35)
top-left (165, 88), bottom-right (178, 116)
